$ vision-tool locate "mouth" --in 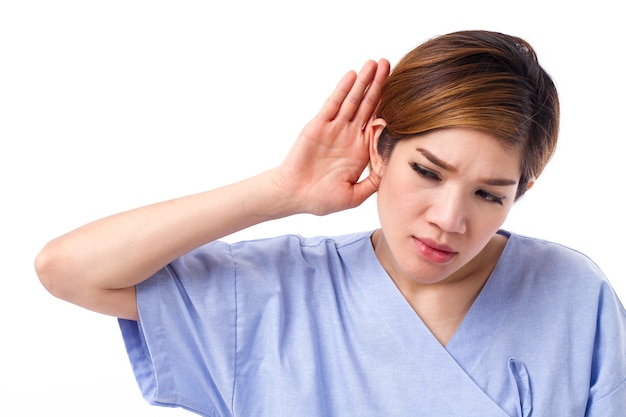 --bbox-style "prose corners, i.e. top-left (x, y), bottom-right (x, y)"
top-left (413, 237), bottom-right (457, 264)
